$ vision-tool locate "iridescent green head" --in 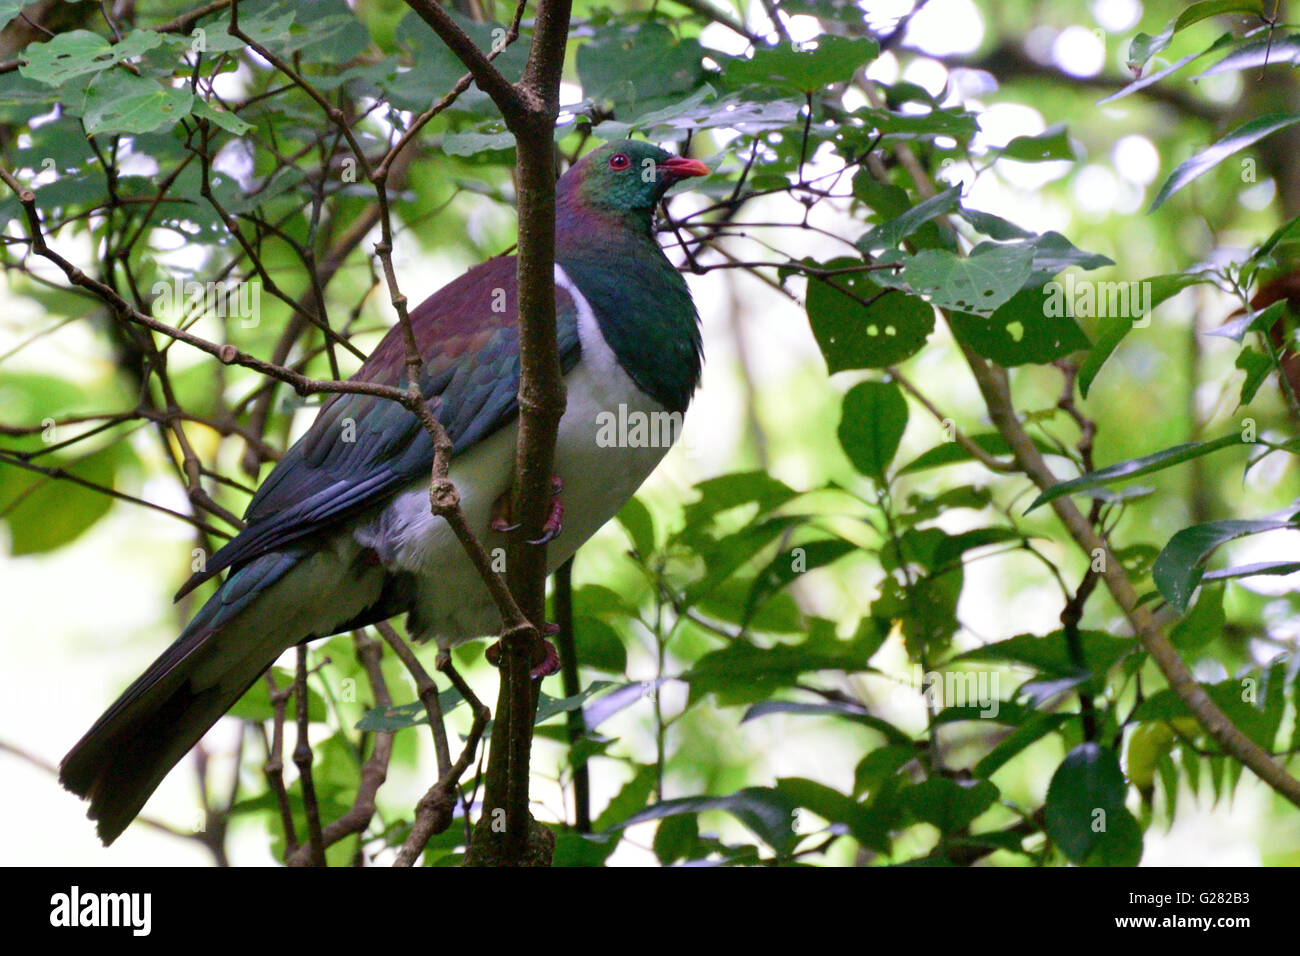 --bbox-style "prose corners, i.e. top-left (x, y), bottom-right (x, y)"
top-left (561, 139), bottom-right (710, 215)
